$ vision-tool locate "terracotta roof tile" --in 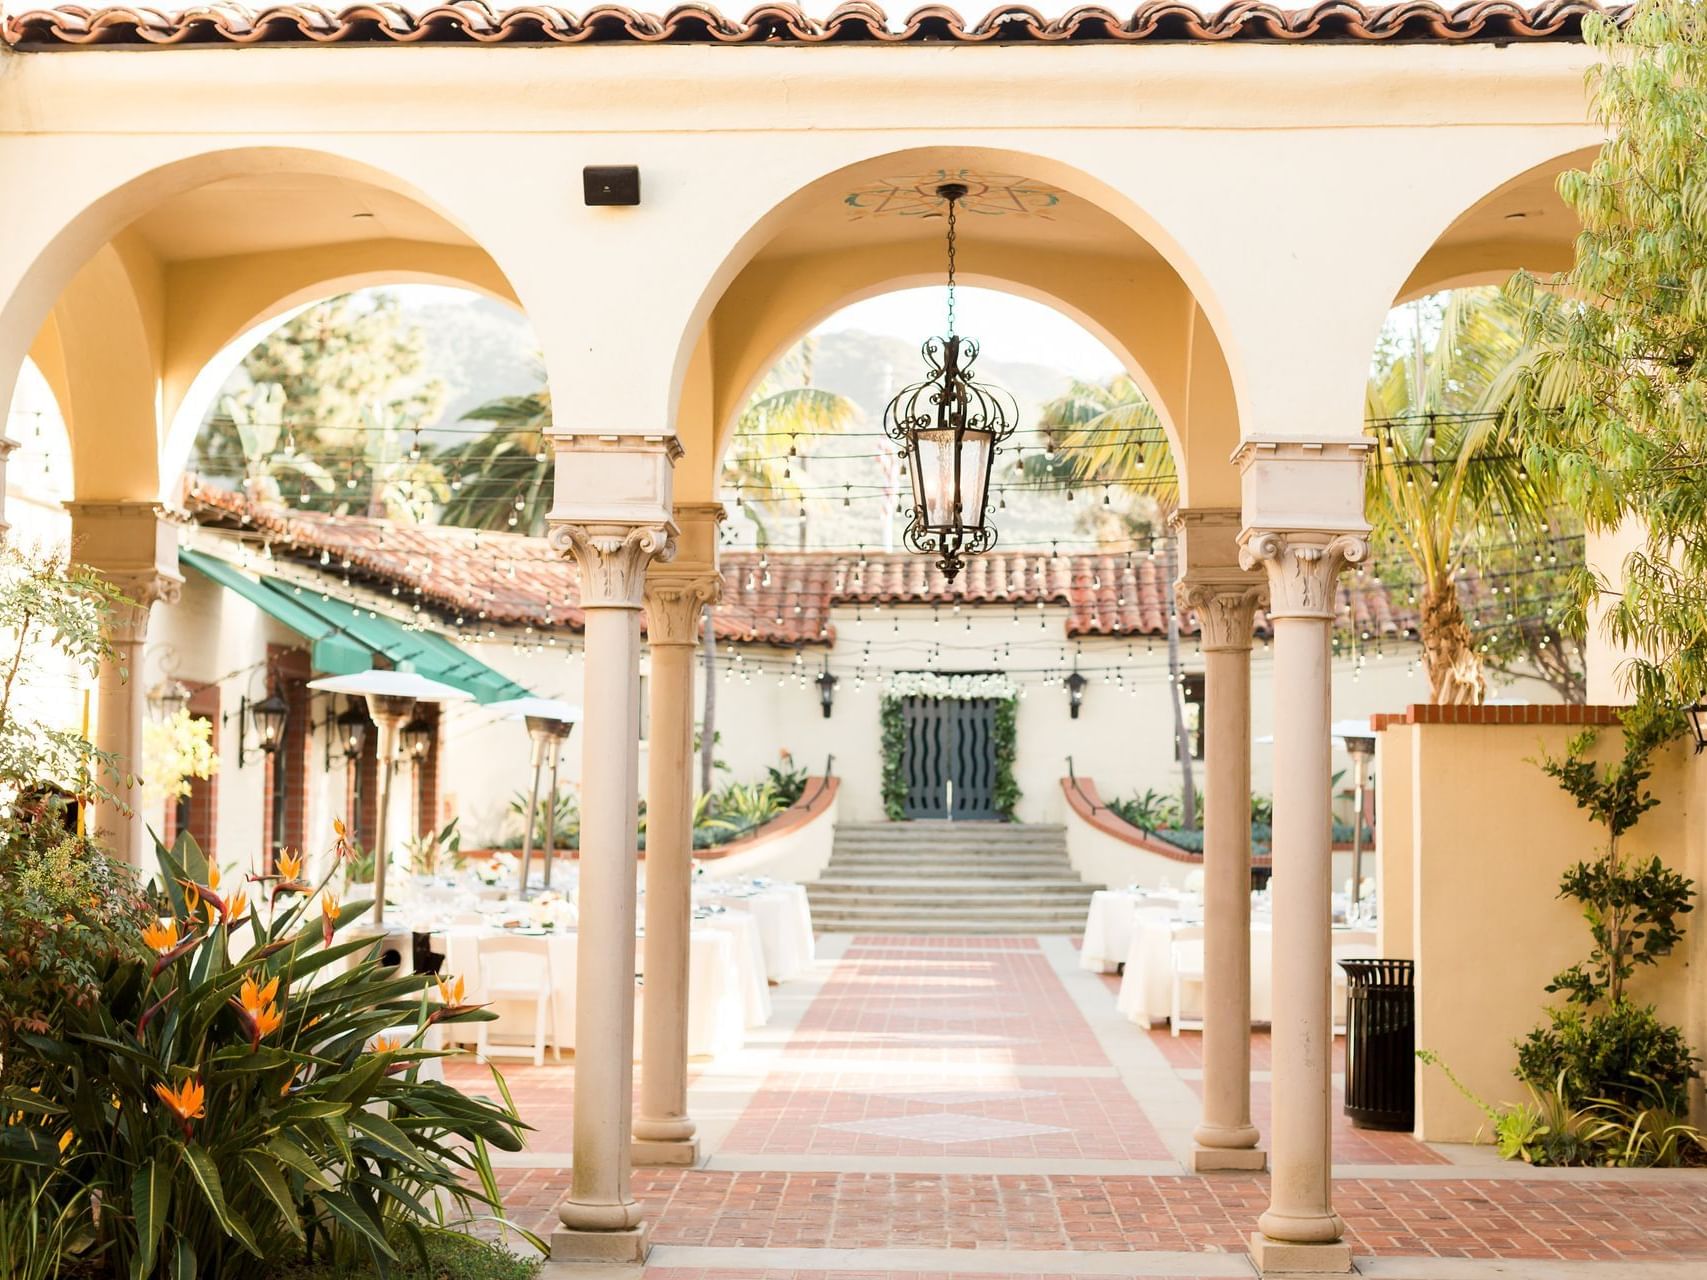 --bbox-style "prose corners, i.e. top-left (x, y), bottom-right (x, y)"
top-left (182, 484), bottom-right (1417, 645)
top-left (4, 1), bottom-right (1618, 50)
